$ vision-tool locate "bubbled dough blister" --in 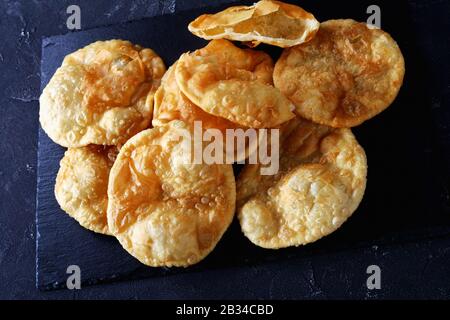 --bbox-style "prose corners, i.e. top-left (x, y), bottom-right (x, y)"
top-left (107, 121), bottom-right (236, 267)
top-left (55, 145), bottom-right (118, 235)
top-left (175, 39), bottom-right (295, 128)
top-left (274, 19), bottom-right (405, 128)
top-left (237, 117), bottom-right (367, 248)
top-left (40, 39), bottom-right (166, 147)
top-left (188, 0), bottom-right (319, 48)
